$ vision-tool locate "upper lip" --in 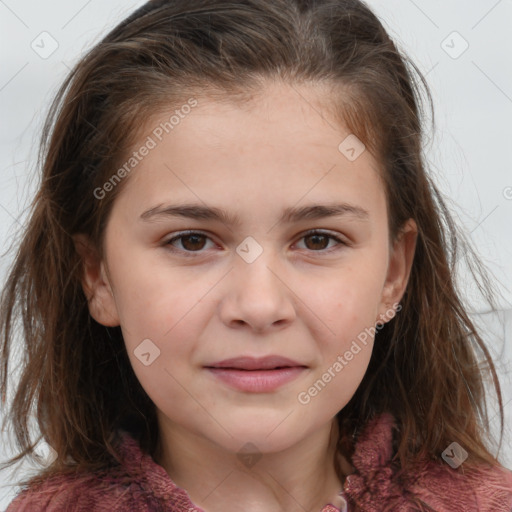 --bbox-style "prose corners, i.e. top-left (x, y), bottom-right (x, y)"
top-left (205, 356), bottom-right (307, 370)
